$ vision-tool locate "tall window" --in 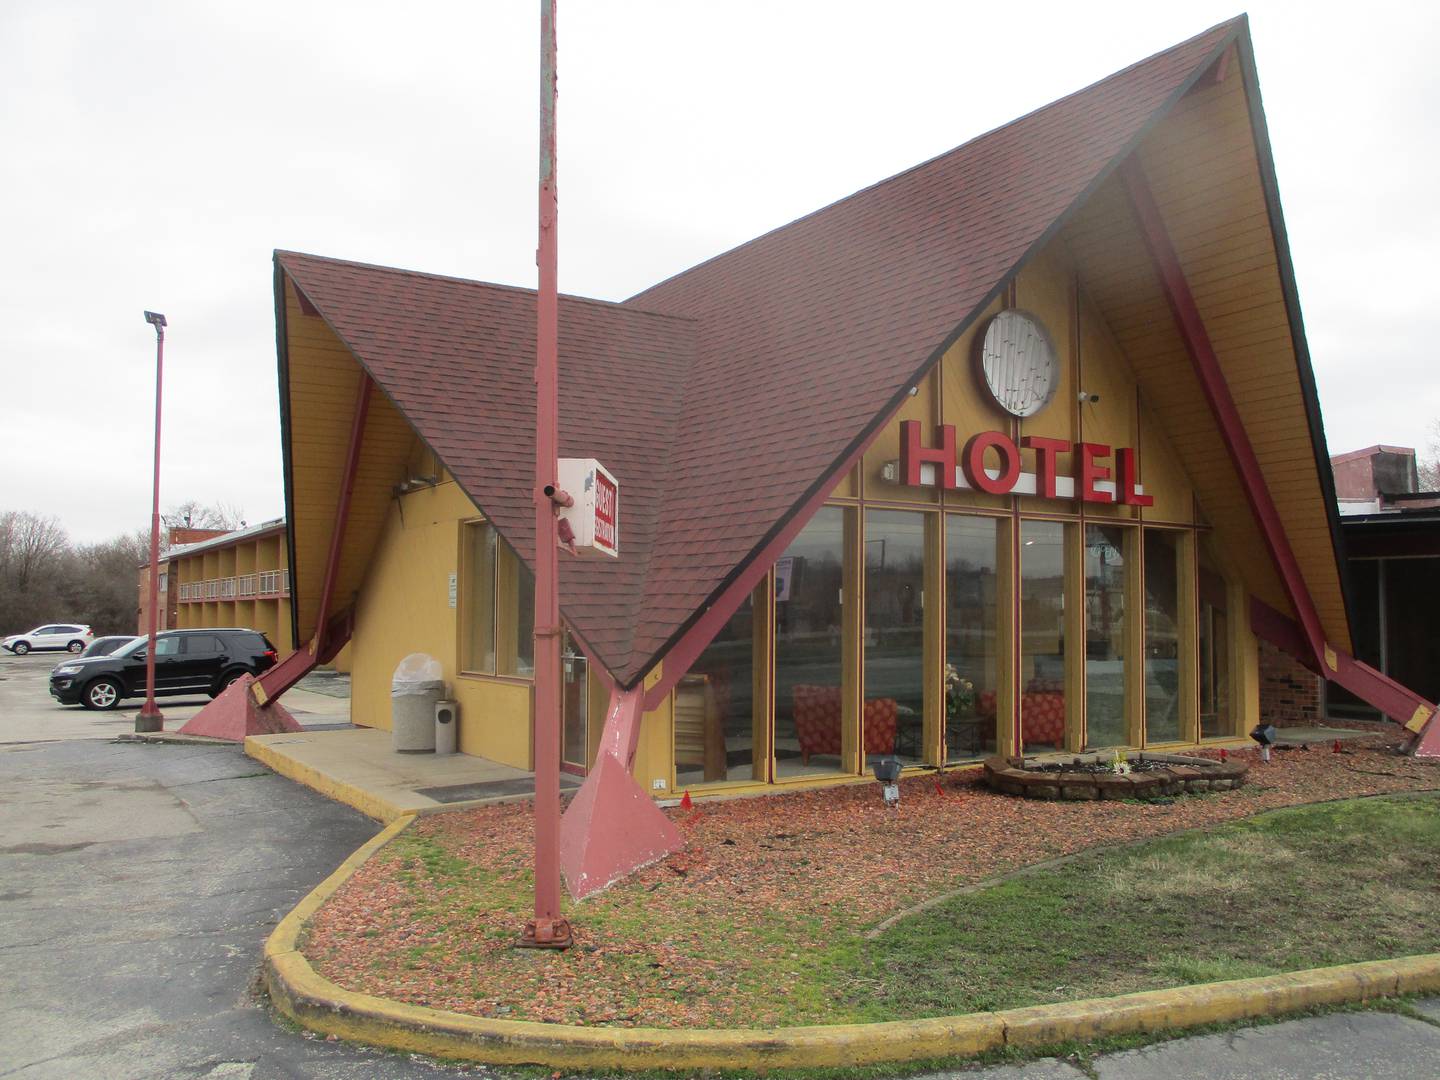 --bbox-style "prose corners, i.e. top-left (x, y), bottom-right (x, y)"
top-left (945, 514), bottom-right (1000, 761)
top-left (1198, 553), bottom-right (1230, 739)
top-left (1143, 529), bottom-right (1182, 743)
top-left (1084, 524), bottom-right (1129, 748)
top-left (774, 506), bottom-right (848, 778)
top-left (675, 590), bottom-right (760, 787)
top-left (462, 522), bottom-right (535, 677)
top-left (1019, 520), bottom-right (1067, 752)
top-left (865, 510), bottom-right (927, 764)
